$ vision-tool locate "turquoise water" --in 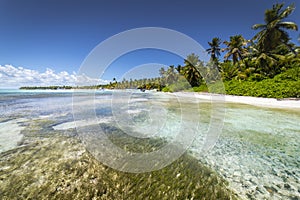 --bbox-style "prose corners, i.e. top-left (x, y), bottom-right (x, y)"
top-left (0, 89), bottom-right (299, 199)
top-left (193, 104), bottom-right (300, 199)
